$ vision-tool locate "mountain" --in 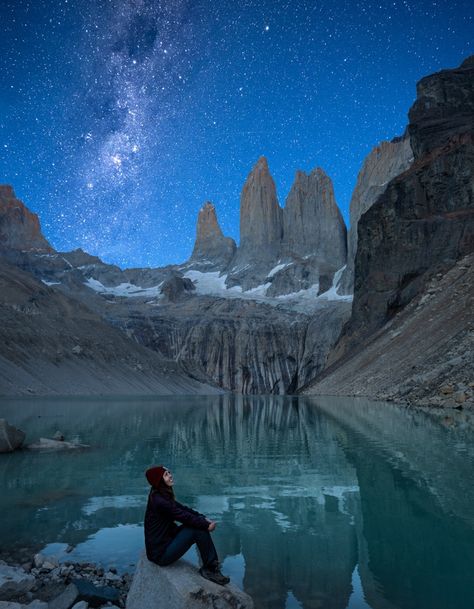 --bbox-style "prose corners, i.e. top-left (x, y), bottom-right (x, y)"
top-left (0, 185), bottom-right (53, 253)
top-left (305, 55), bottom-right (474, 406)
top-left (237, 156), bottom-right (283, 264)
top-left (338, 134), bottom-right (413, 294)
top-left (282, 167), bottom-right (346, 266)
top-left (190, 201), bottom-right (236, 269)
top-left (0, 257), bottom-right (220, 396)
